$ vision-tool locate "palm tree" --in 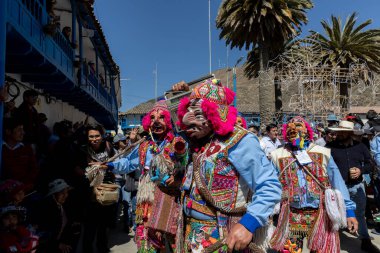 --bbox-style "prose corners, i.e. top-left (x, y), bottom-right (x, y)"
top-left (244, 39), bottom-right (303, 116)
top-left (306, 12), bottom-right (380, 109)
top-left (216, 0), bottom-right (313, 127)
